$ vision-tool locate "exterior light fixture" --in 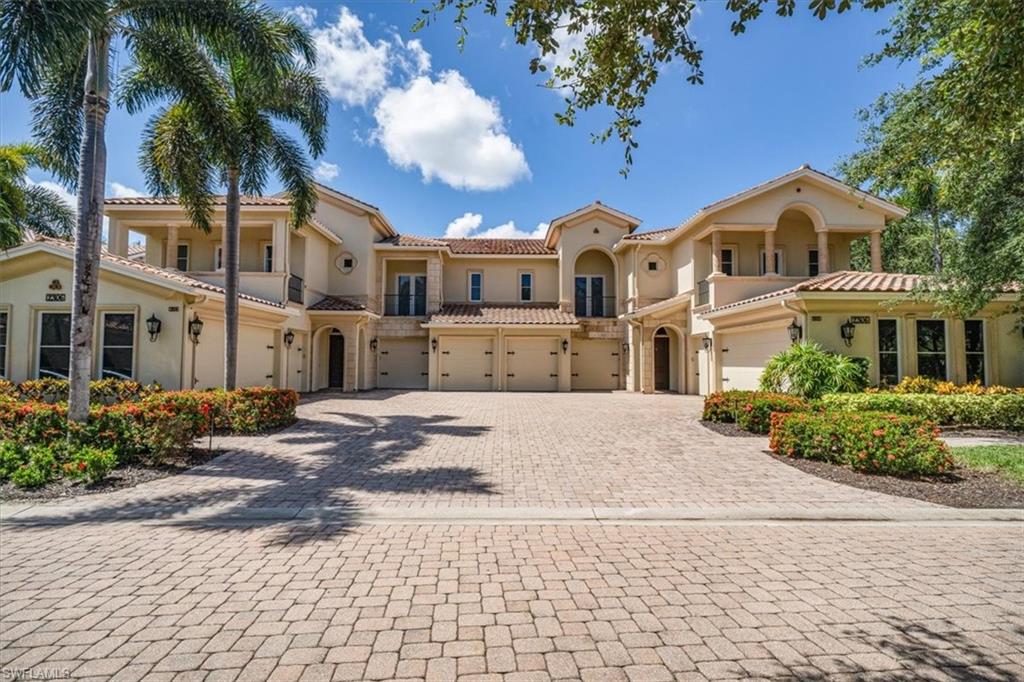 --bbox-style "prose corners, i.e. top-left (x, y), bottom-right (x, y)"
top-left (430, 337), bottom-right (438, 352)
top-left (188, 314), bottom-right (204, 344)
top-left (561, 339), bottom-right (569, 354)
top-left (787, 319), bottom-right (802, 344)
top-left (283, 329), bottom-right (295, 348)
top-left (369, 337), bottom-right (378, 352)
top-left (701, 337), bottom-right (713, 351)
top-left (840, 318), bottom-right (856, 347)
top-left (146, 314), bottom-right (162, 342)
top-left (622, 342), bottom-right (629, 353)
